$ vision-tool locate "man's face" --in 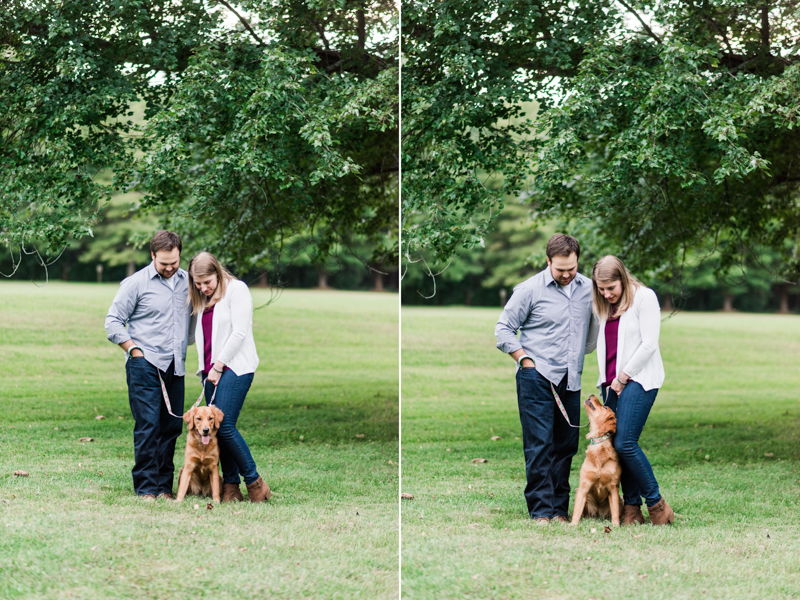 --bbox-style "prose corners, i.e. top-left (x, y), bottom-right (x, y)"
top-left (547, 253), bottom-right (578, 287)
top-left (151, 248), bottom-right (181, 279)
